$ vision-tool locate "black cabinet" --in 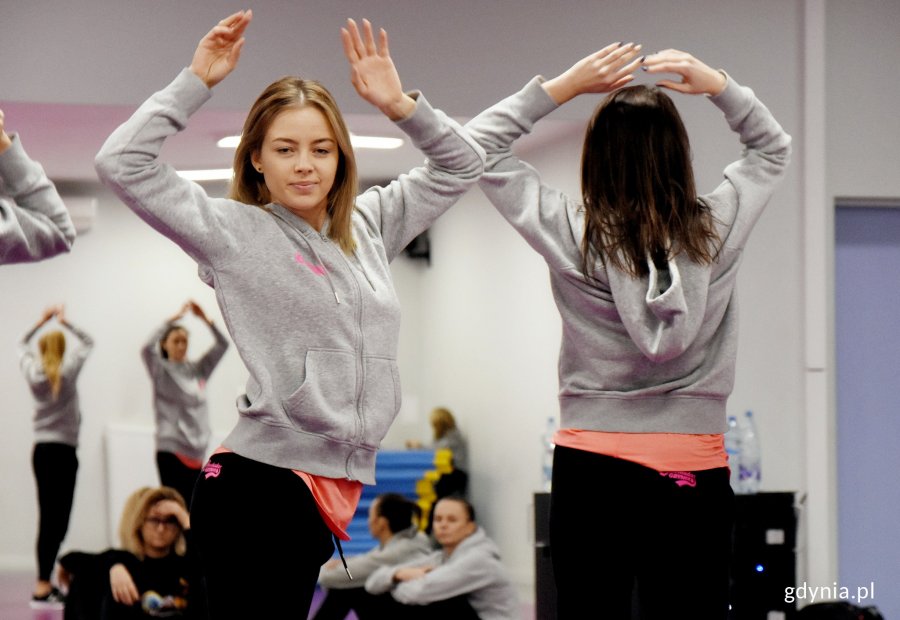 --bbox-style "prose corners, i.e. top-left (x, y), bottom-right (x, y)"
top-left (534, 491), bottom-right (798, 620)
top-left (534, 492), bottom-right (557, 620)
top-left (729, 492), bottom-right (798, 619)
